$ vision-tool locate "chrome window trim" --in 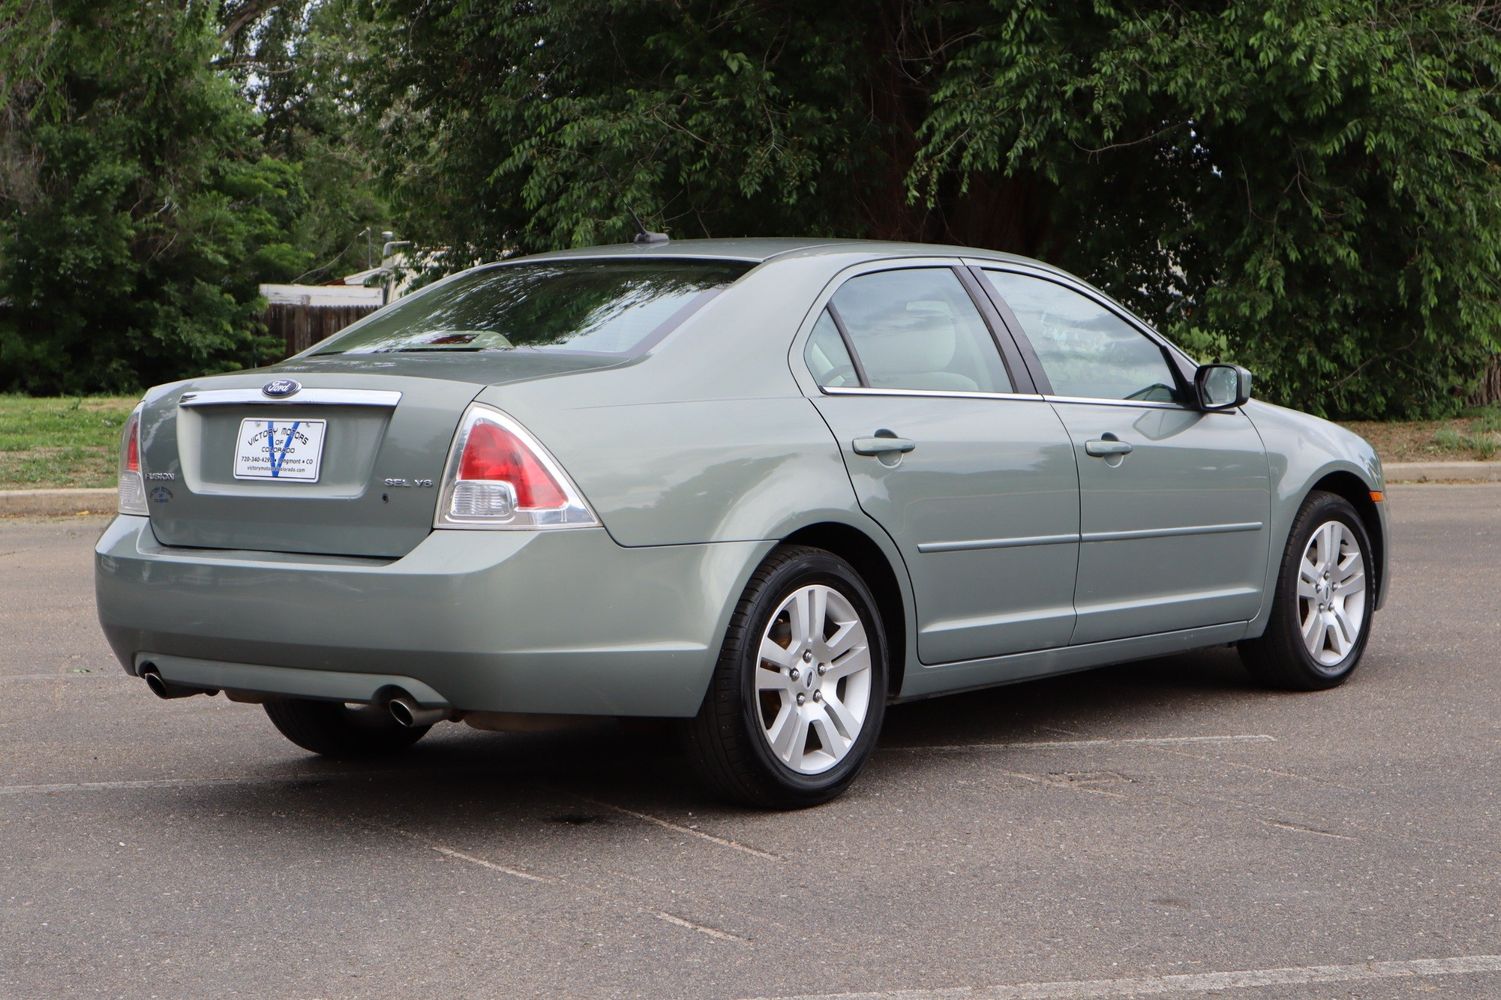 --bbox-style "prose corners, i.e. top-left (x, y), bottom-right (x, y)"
top-left (1042, 393), bottom-right (1191, 412)
top-left (820, 385), bottom-right (1044, 402)
top-left (178, 388), bottom-right (404, 408)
